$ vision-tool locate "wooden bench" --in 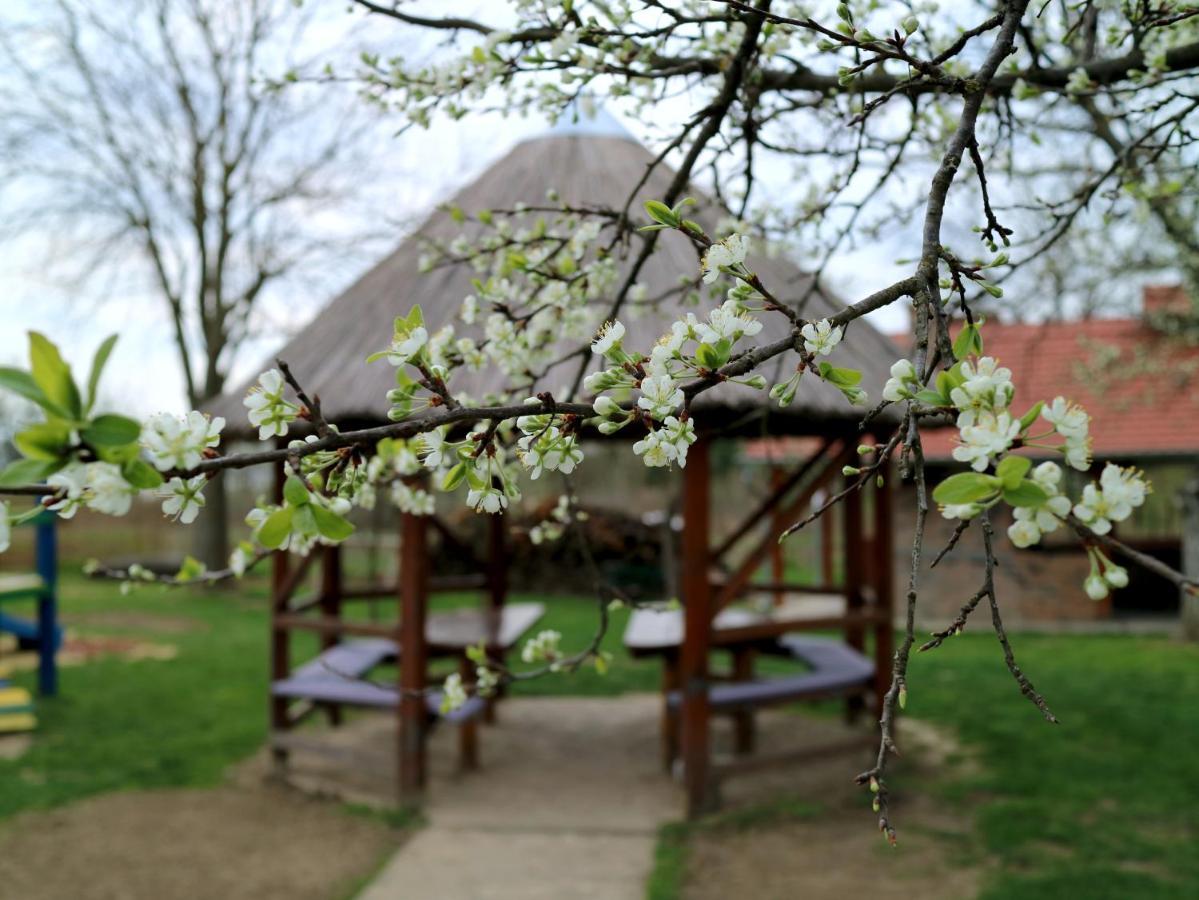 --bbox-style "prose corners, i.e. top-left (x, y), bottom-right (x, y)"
top-left (271, 638), bottom-right (487, 725)
top-left (666, 635), bottom-right (874, 711)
